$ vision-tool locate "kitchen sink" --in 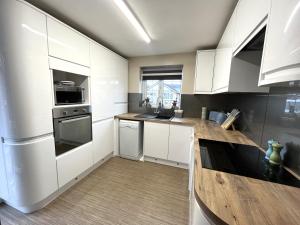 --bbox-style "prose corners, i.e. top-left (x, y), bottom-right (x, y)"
top-left (134, 113), bottom-right (173, 120)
